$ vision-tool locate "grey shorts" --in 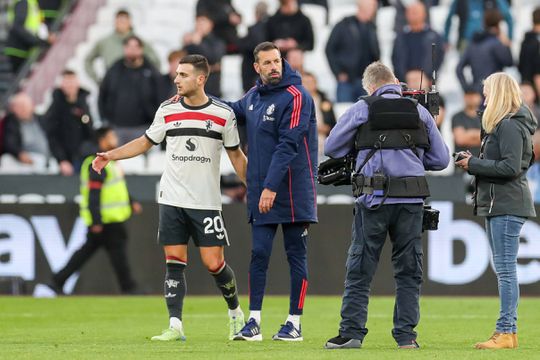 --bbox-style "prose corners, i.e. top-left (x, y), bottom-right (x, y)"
top-left (158, 204), bottom-right (230, 247)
